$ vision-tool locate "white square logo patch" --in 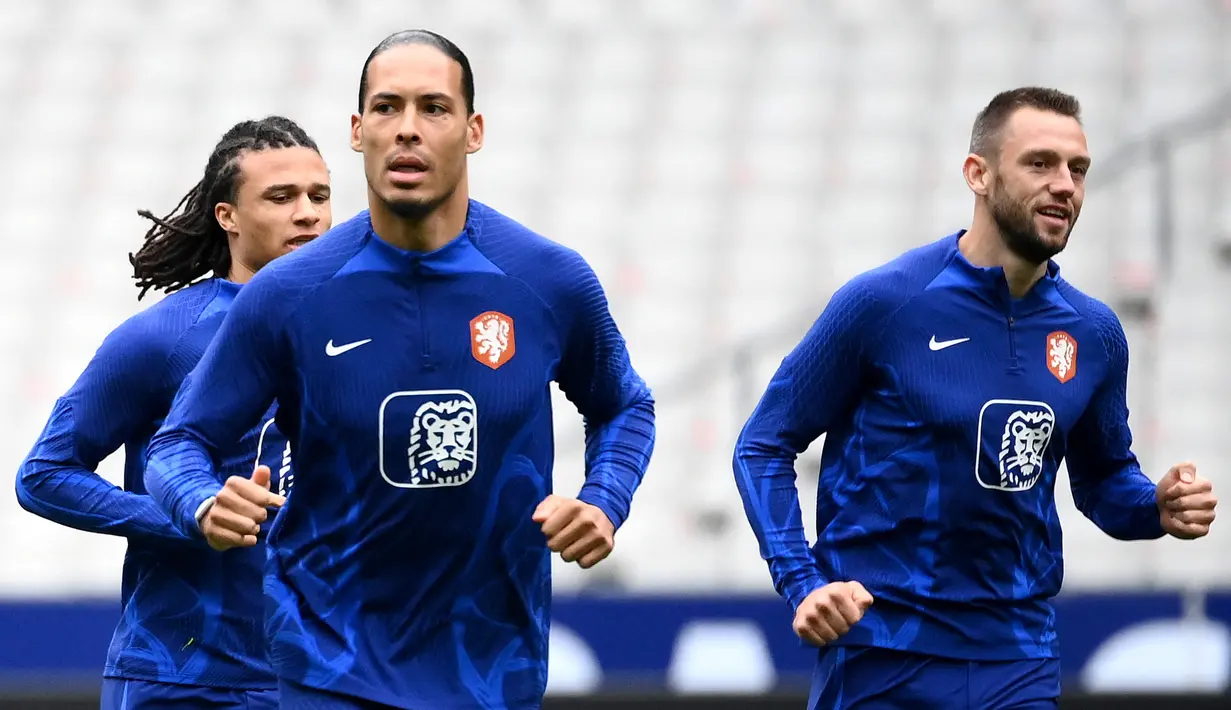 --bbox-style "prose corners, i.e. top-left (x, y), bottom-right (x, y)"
top-left (379, 389), bottom-right (478, 488)
top-left (254, 418), bottom-right (294, 497)
top-left (975, 399), bottom-right (1055, 492)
